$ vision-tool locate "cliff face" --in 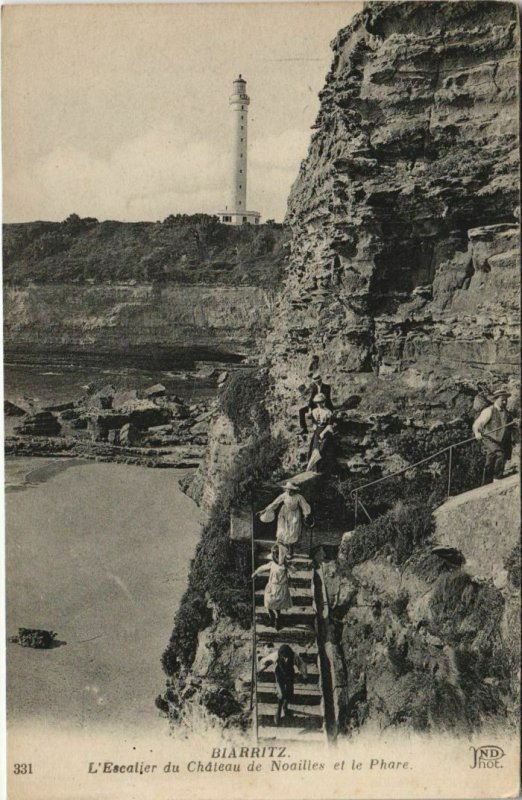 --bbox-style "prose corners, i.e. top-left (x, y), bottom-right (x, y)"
top-left (3, 215), bottom-right (286, 361)
top-left (267, 1), bottom-right (520, 432)
top-left (4, 284), bottom-right (274, 358)
top-left (329, 477), bottom-right (520, 733)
